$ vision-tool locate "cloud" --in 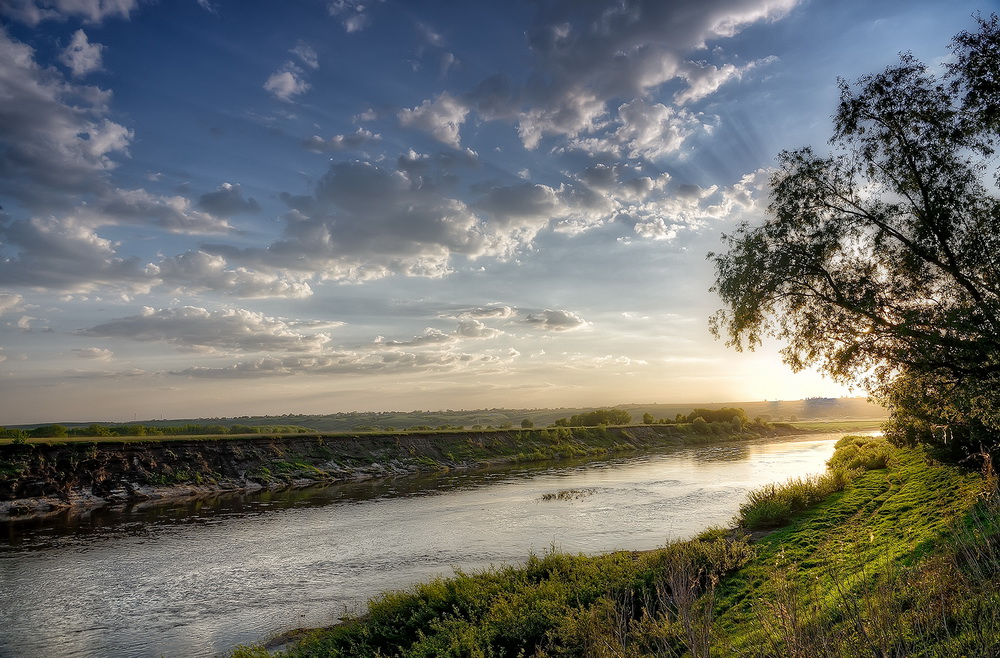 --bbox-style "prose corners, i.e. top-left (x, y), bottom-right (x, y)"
top-left (377, 319), bottom-right (502, 347)
top-left (291, 42), bottom-right (318, 69)
top-left (674, 56), bottom-right (777, 104)
top-left (1, 0), bottom-right (138, 25)
top-left (196, 183), bottom-right (260, 218)
top-left (302, 128), bottom-right (380, 152)
top-left (442, 0), bottom-right (797, 155)
top-left (209, 160), bottom-right (502, 282)
top-left (264, 68), bottom-right (310, 101)
top-left (154, 250), bottom-right (313, 299)
top-left (72, 346), bottom-right (113, 360)
top-left (461, 305), bottom-right (516, 320)
top-left (327, 0), bottom-right (382, 32)
top-left (568, 99), bottom-right (706, 159)
top-left (0, 29), bottom-right (133, 211)
top-left (524, 309), bottom-right (588, 332)
top-left (171, 349), bottom-right (494, 379)
top-left (78, 306), bottom-right (337, 354)
top-left (59, 29), bottom-right (103, 77)
top-left (17, 314), bottom-right (52, 332)
top-left (0, 217), bottom-right (151, 294)
top-left (0, 293), bottom-right (25, 315)
top-left (76, 187), bottom-right (234, 233)
top-left (398, 93), bottom-right (470, 148)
